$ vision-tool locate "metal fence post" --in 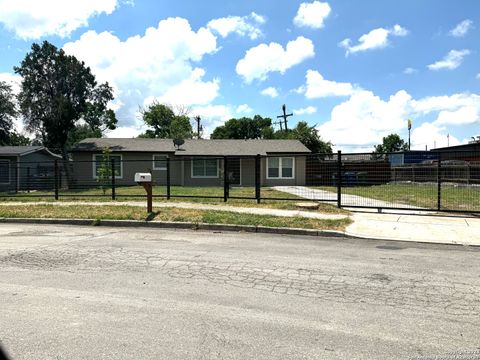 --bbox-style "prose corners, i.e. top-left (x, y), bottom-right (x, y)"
top-left (223, 156), bottom-right (229, 202)
top-left (166, 157), bottom-right (171, 200)
top-left (437, 153), bottom-right (441, 211)
top-left (255, 154), bottom-right (261, 204)
top-left (111, 158), bottom-right (116, 200)
top-left (14, 162), bottom-right (19, 193)
top-left (26, 167), bottom-right (30, 193)
top-left (54, 160), bottom-right (59, 200)
top-left (337, 150), bottom-right (342, 208)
